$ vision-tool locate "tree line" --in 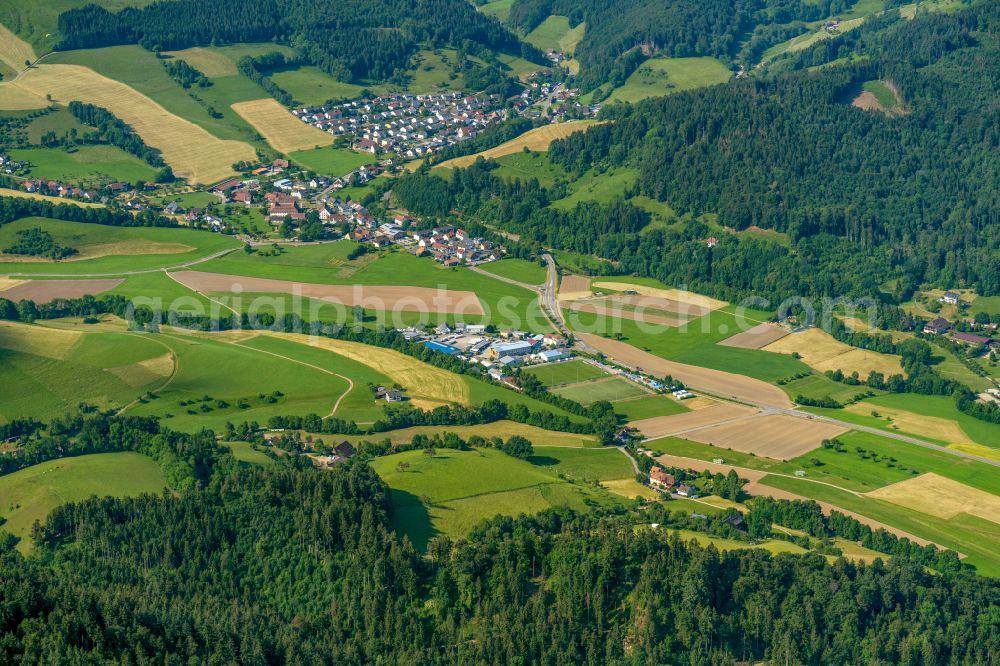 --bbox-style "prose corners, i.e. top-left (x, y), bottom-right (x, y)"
top-left (68, 101), bottom-right (166, 168)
